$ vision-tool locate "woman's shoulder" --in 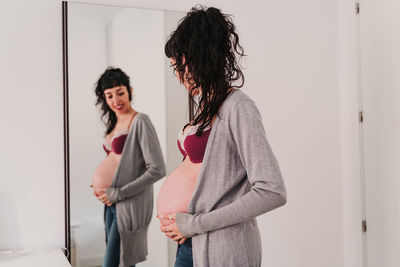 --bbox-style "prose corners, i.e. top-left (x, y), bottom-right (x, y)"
top-left (130, 112), bottom-right (155, 131)
top-left (134, 112), bottom-right (149, 122)
top-left (131, 112), bottom-right (156, 125)
top-left (230, 88), bottom-right (252, 102)
top-left (219, 89), bottom-right (254, 117)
